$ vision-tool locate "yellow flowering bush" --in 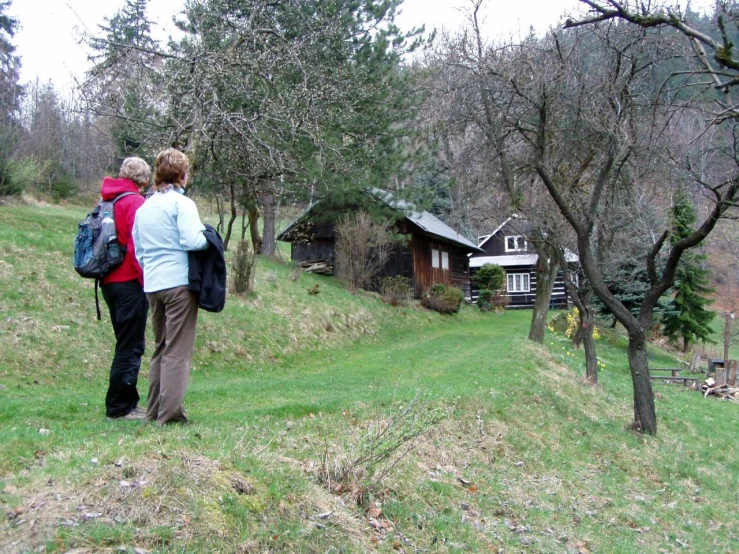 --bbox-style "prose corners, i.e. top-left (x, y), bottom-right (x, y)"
top-left (564, 307), bottom-right (600, 340)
